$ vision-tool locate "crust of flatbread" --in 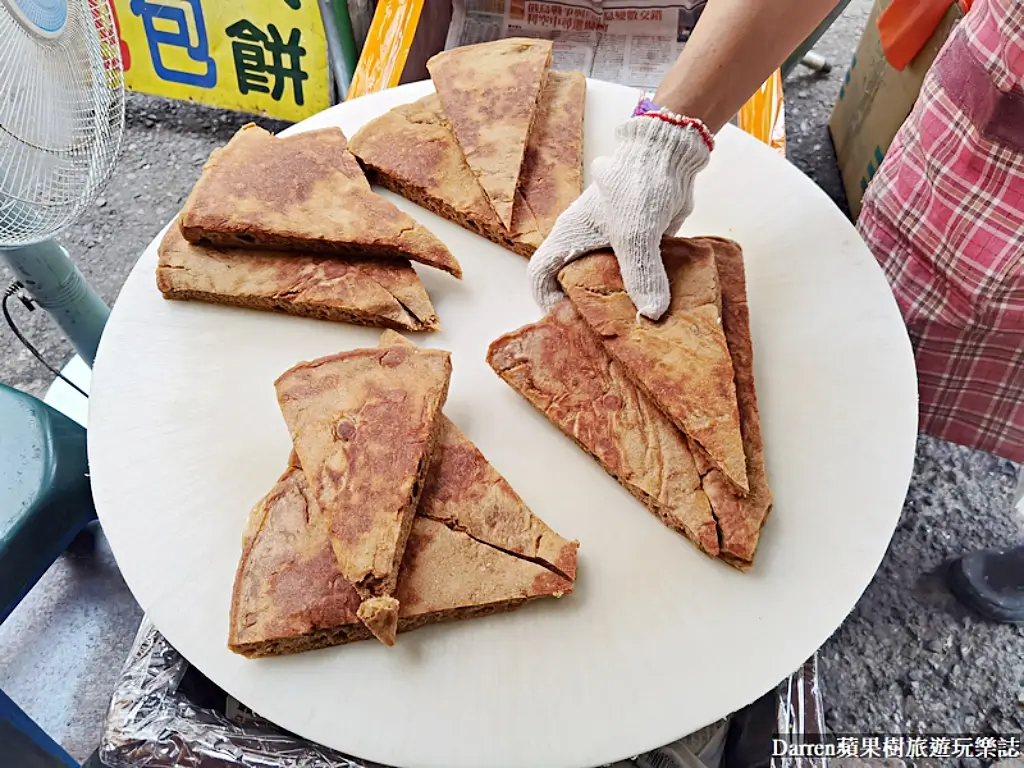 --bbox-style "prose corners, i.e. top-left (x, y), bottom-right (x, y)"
top-left (156, 223), bottom-right (439, 332)
top-left (692, 238), bottom-right (773, 569)
top-left (350, 95), bottom-right (539, 257)
top-left (273, 346), bottom-right (451, 599)
top-left (350, 71), bottom-right (585, 258)
top-left (426, 38), bottom-right (552, 230)
top-left (356, 596), bottom-right (399, 647)
top-left (179, 124), bottom-right (462, 278)
top-left (379, 330), bottom-right (579, 579)
top-left (559, 238), bottom-right (750, 495)
top-left (487, 301), bottom-right (719, 557)
top-left (518, 70), bottom-right (586, 238)
top-left (227, 466), bottom-right (572, 658)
